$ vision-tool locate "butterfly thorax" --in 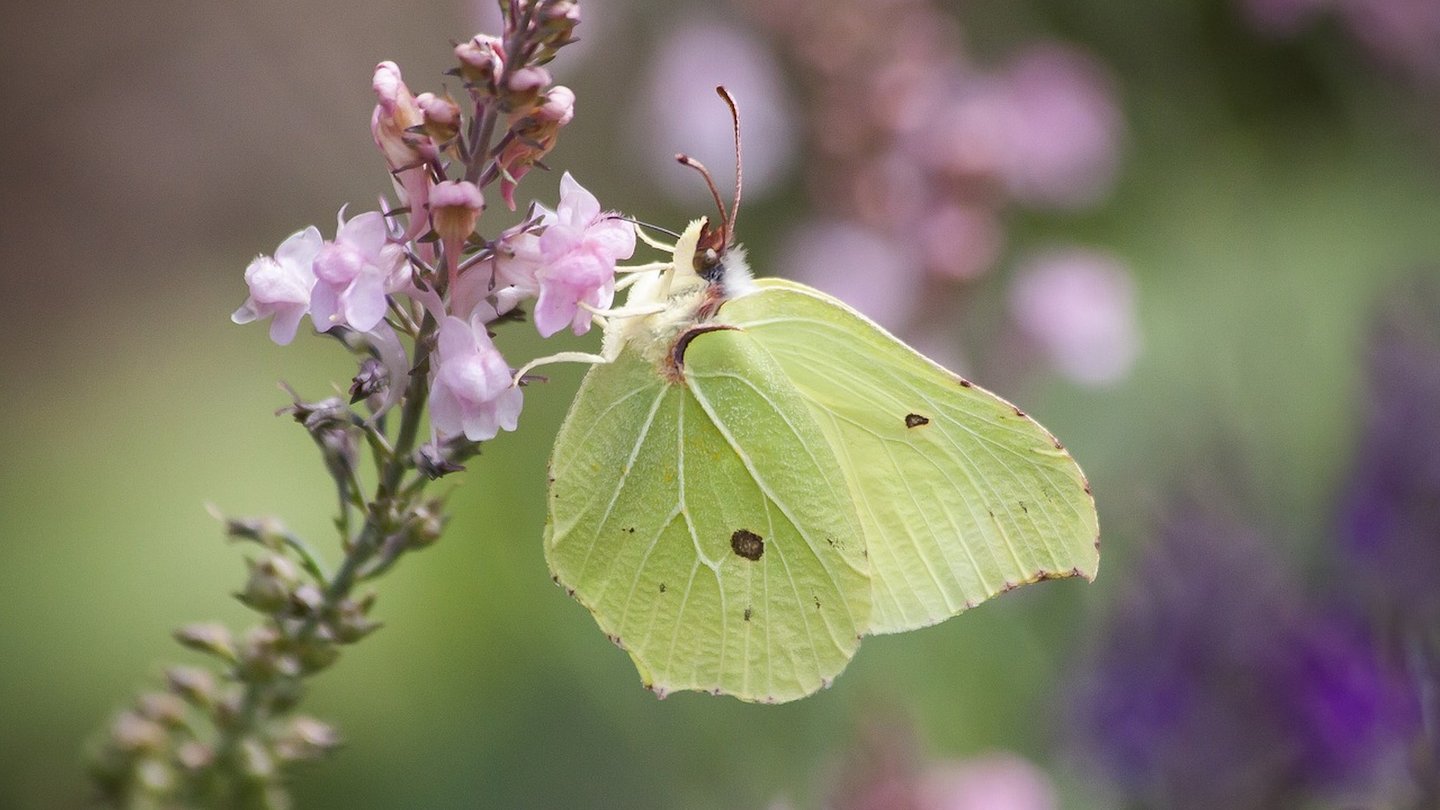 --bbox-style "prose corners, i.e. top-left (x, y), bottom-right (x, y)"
top-left (603, 217), bottom-right (755, 381)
